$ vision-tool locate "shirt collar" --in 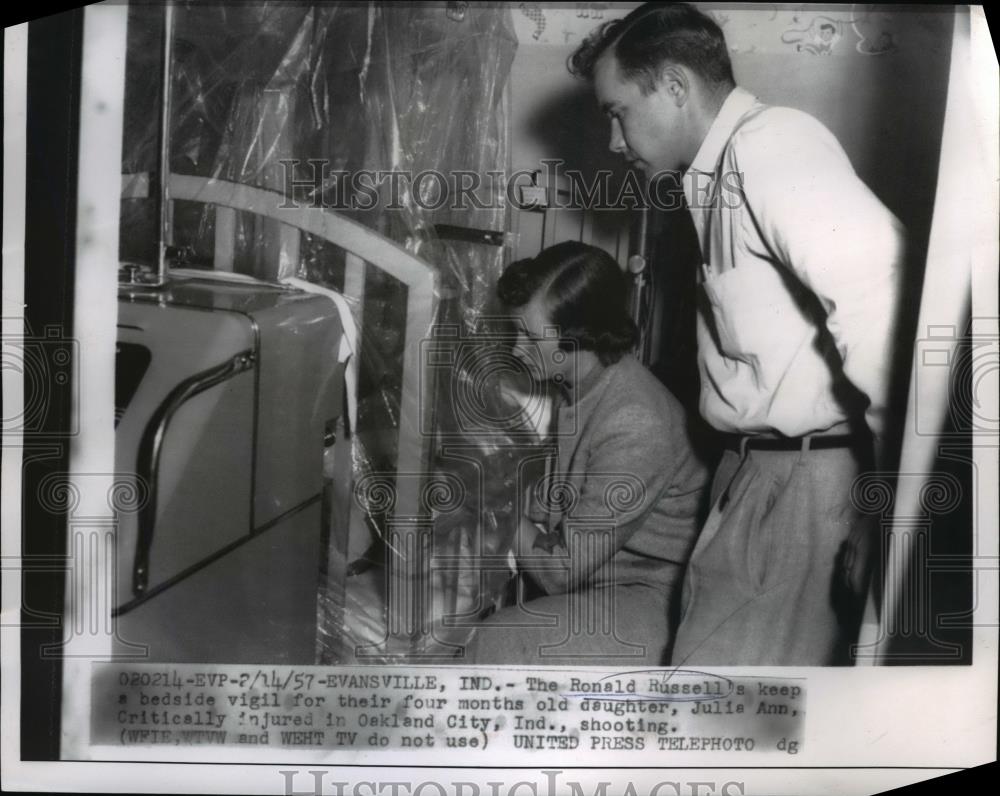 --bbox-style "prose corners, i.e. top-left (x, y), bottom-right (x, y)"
top-left (685, 86), bottom-right (759, 177)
